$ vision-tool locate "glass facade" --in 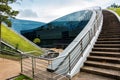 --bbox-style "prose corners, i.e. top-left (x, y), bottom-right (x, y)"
top-left (22, 10), bottom-right (93, 48)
